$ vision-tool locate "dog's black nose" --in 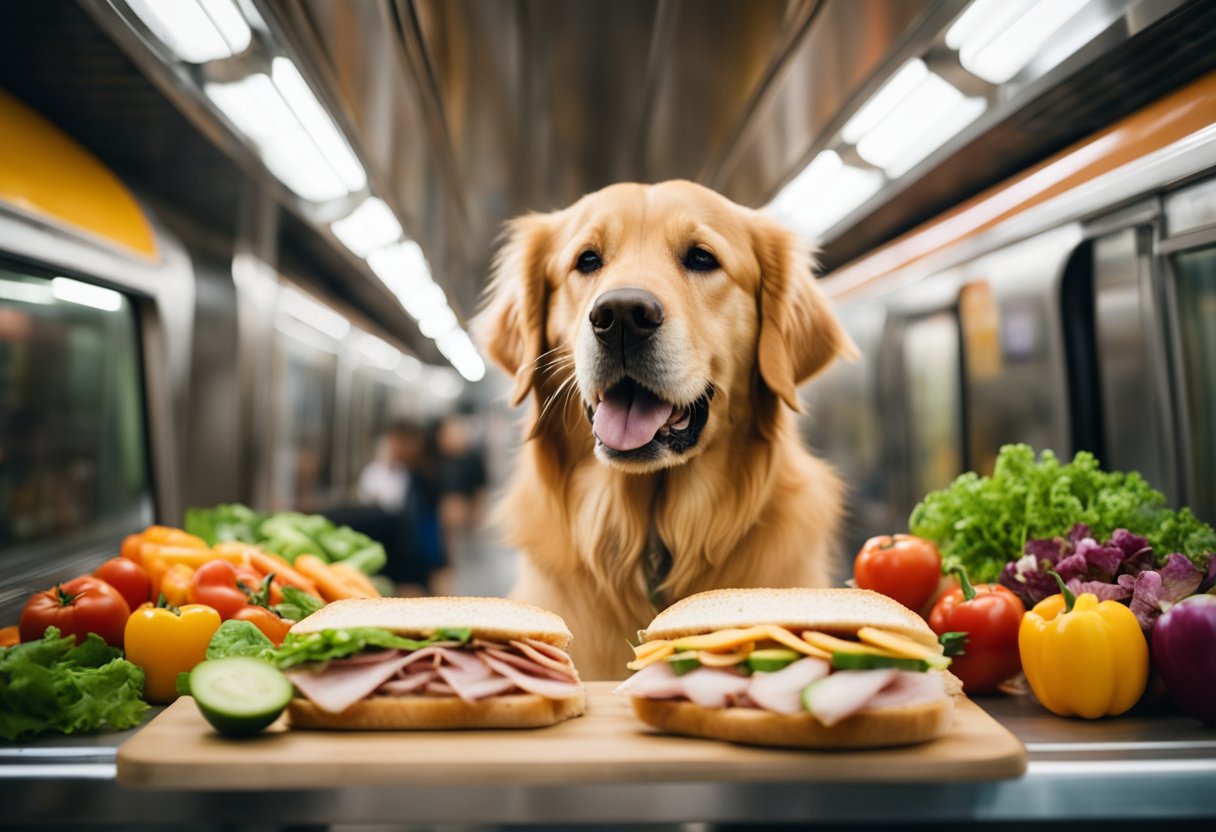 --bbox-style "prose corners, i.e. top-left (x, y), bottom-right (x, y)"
top-left (590, 288), bottom-right (664, 350)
